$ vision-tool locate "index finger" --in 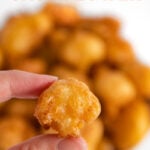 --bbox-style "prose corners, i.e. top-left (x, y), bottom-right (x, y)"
top-left (0, 70), bottom-right (57, 102)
